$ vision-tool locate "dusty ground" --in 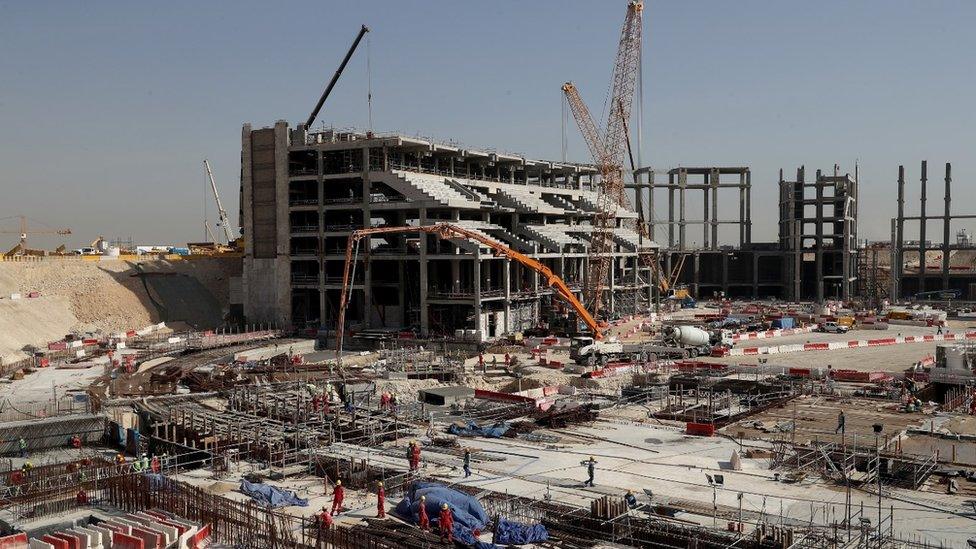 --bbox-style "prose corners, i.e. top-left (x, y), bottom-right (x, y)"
top-left (0, 257), bottom-right (240, 362)
top-left (723, 395), bottom-right (929, 446)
